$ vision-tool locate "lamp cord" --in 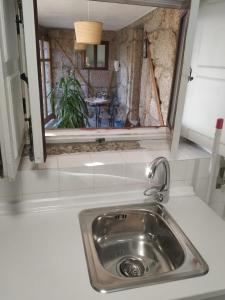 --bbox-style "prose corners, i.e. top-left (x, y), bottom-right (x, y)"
top-left (88, 0), bottom-right (90, 20)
